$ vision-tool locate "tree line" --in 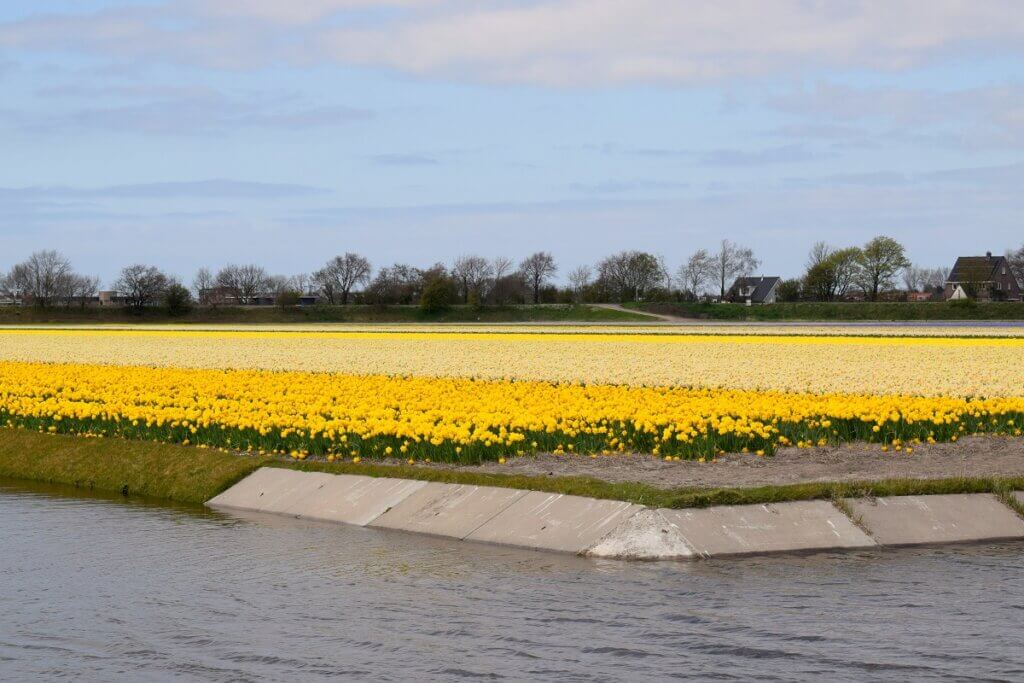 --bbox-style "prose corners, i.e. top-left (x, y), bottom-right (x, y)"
top-left (4, 237), bottom-right (1024, 312)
